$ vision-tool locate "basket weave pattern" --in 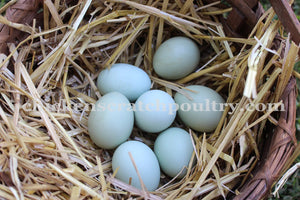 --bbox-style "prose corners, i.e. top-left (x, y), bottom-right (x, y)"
top-left (234, 78), bottom-right (297, 199)
top-left (0, 0), bottom-right (42, 54)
